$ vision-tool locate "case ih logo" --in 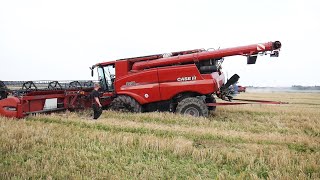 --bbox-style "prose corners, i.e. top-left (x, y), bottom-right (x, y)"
top-left (177, 76), bottom-right (197, 82)
top-left (126, 81), bottom-right (136, 86)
